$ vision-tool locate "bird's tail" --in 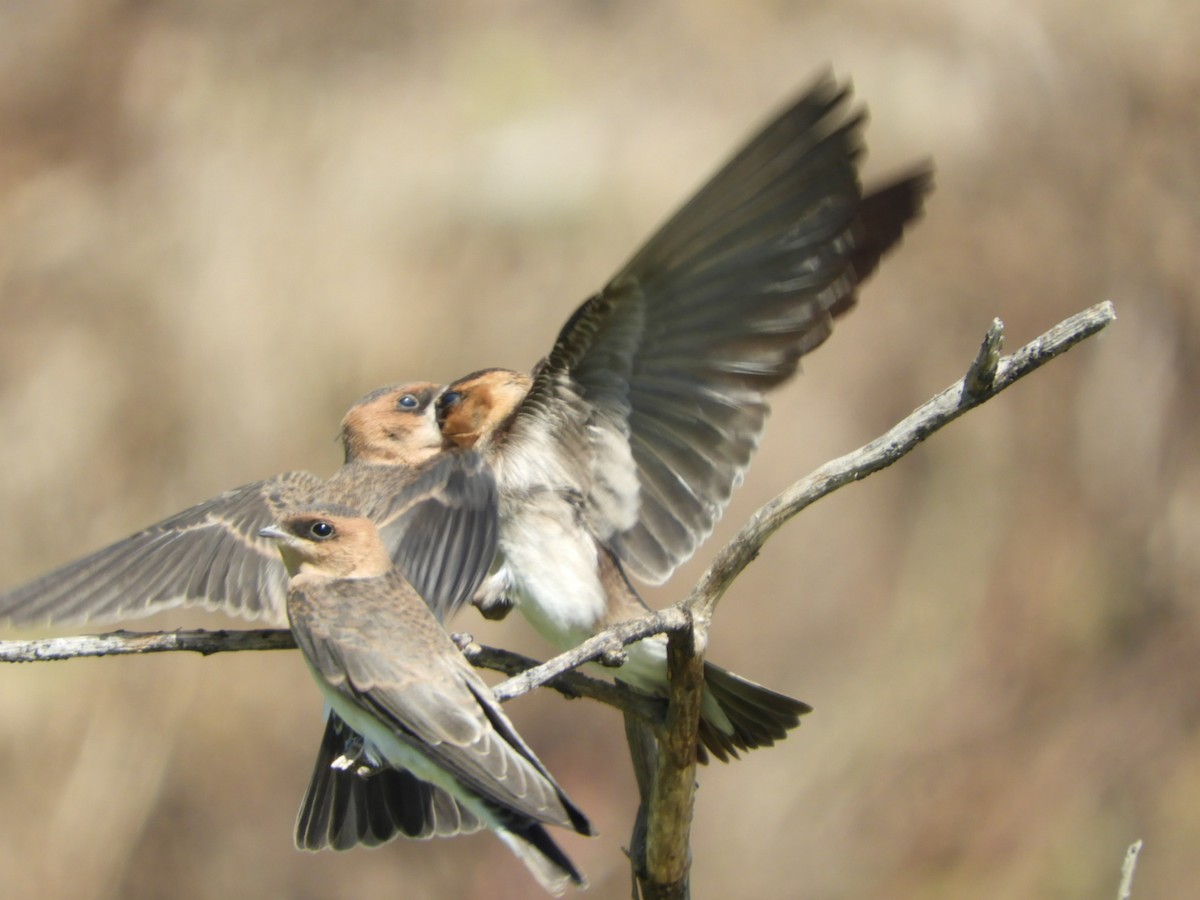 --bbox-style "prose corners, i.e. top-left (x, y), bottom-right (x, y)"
top-left (698, 662), bottom-right (813, 764)
top-left (295, 713), bottom-right (481, 850)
